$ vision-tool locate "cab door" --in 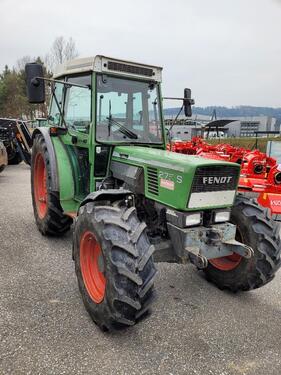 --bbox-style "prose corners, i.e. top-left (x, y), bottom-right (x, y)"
top-left (61, 74), bottom-right (92, 199)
